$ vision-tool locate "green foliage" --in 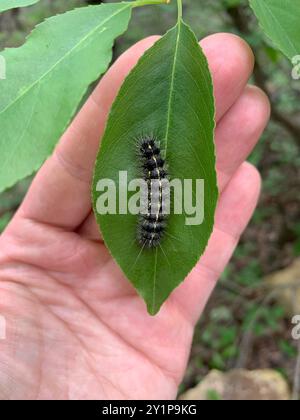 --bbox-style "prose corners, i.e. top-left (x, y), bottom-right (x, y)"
top-left (0, 2), bottom-right (133, 193)
top-left (243, 304), bottom-right (285, 336)
top-left (0, 0), bottom-right (39, 13)
top-left (292, 223), bottom-right (300, 256)
top-left (206, 389), bottom-right (222, 400)
top-left (92, 18), bottom-right (218, 315)
top-left (293, 242), bottom-right (300, 256)
top-left (249, 0), bottom-right (300, 61)
top-left (238, 260), bottom-right (262, 287)
top-left (279, 339), bottom-right (298, 358)
top-left (230, 244), bottom-right (262, 287)
top-left (201, 323), bottom-right (239, 369)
